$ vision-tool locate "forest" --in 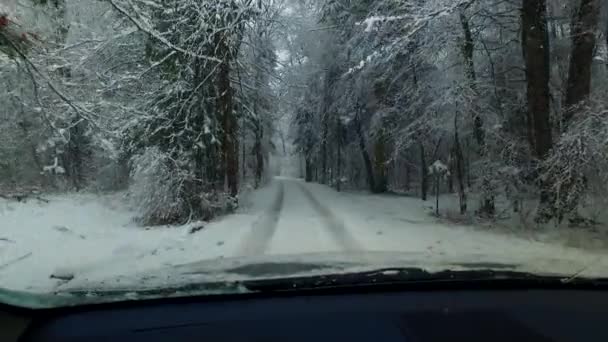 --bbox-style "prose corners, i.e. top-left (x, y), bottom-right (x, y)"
top-left (1, 0), bottom-right (608, 229)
